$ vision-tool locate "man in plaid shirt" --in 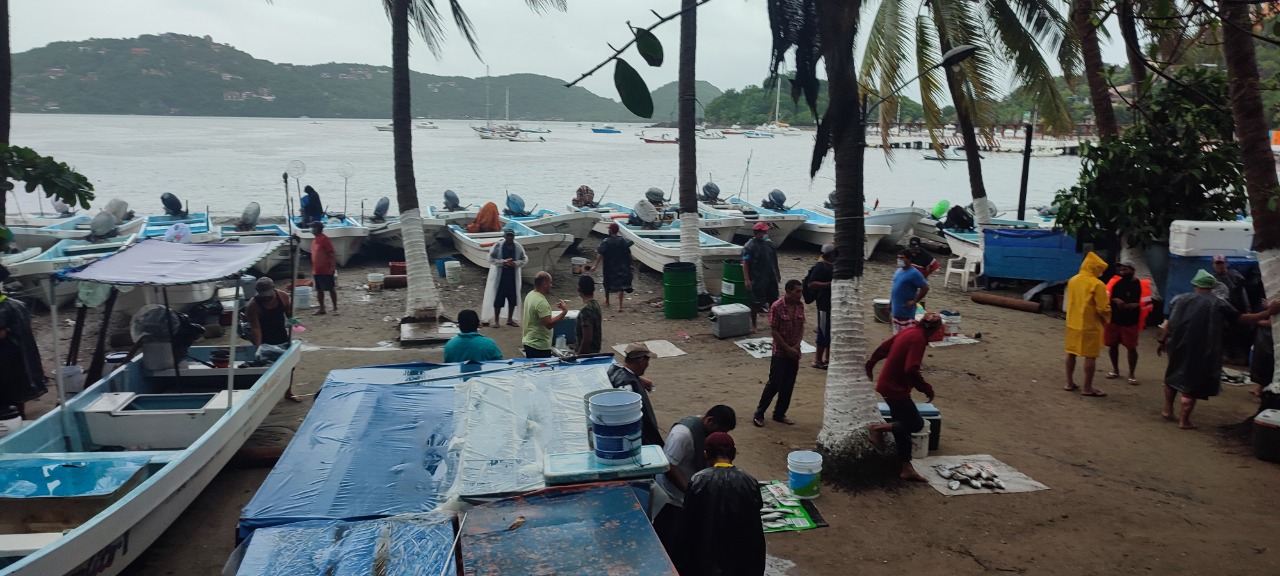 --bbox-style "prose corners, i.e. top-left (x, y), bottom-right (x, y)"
top-left (752, 279), bottom-right (805, 428)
